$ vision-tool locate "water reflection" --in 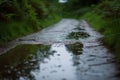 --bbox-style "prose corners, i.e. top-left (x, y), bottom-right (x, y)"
top-left (65, 42), bottom-right (83, 68)
top-left (0, 43), bottom-right (83, 80)
top-left (0, 44), bottom-right (54, 80)
top-left (65, 42), bottom-right (83, 55)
